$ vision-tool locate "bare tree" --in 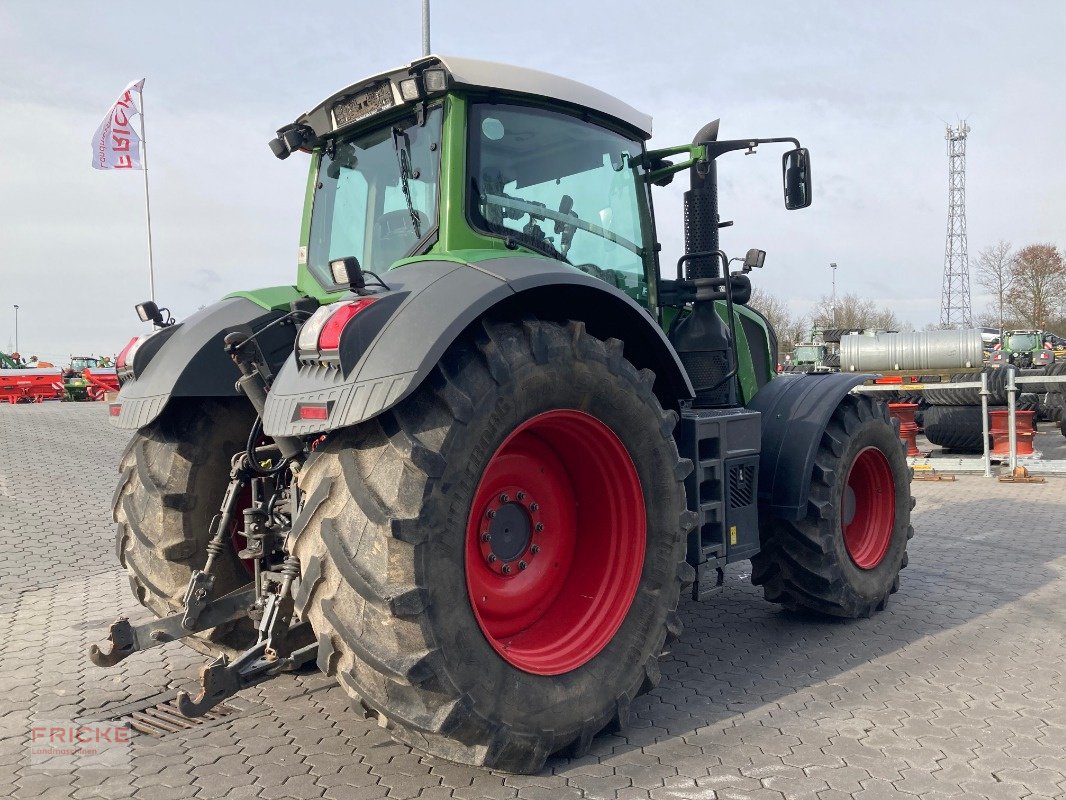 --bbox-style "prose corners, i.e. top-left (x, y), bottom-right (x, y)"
top-left (1005, 244), bottom-right (1066, 329)
top-left (811, 292), bottom-right (902, 332)
top-left (974, 240), bottom-right (1013, 335)
top-left (748, 286), bottom-right (807, 361)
